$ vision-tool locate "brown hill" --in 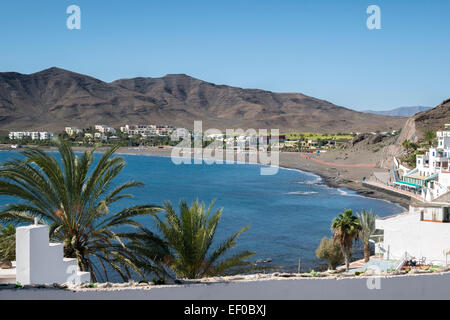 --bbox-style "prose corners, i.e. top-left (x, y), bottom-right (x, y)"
top-left (0, 67), bottom-right (405, 133)
top-left (413, 99), bottom-right (450, 135)
top-left (380, 99), bottom-right (450, 168)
